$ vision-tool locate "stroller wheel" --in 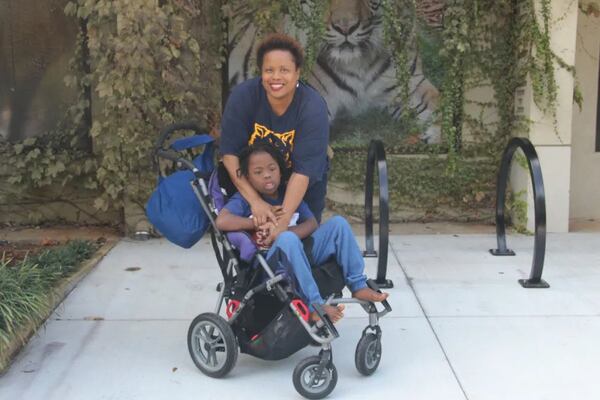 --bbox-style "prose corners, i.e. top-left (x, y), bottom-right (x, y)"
top-left (293, 356), bottom-right (337, 399)
top-left (187, 312), bottom-right (238, 378)
top-left (355, 333), bottom-right (381, 376)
